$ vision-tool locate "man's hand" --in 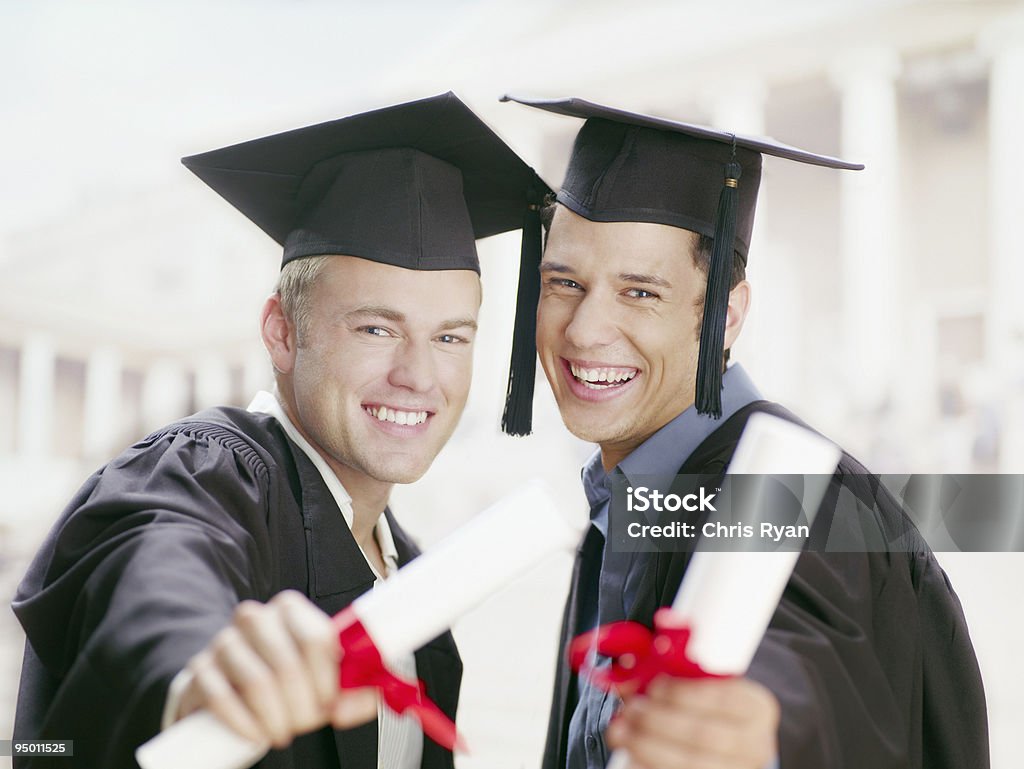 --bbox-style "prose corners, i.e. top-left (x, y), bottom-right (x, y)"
top-left (605, 676), bottom-right (779, 769)
top-left (176, 590), bottom-right (377, 748)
